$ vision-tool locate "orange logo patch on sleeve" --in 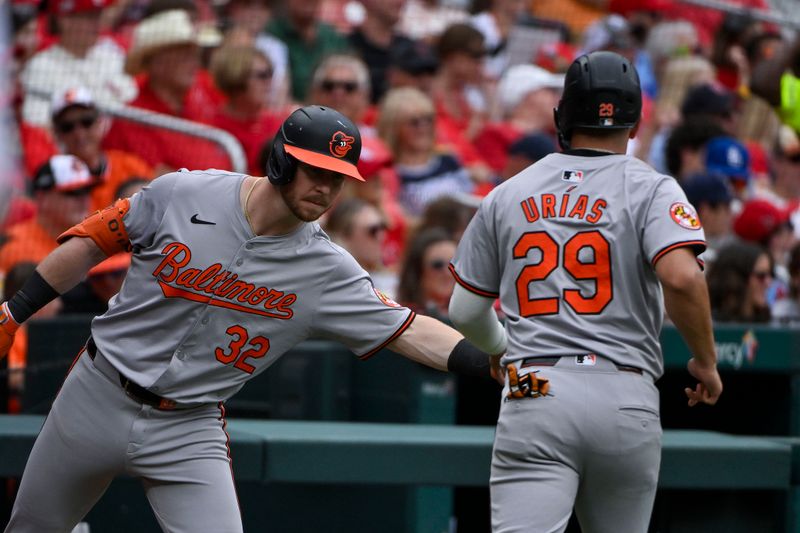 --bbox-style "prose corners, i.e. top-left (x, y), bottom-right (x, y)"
top-left (373, 287), bottom-right (402, 308)
top-left (670, 202), bottom-right (702, 230)
top-left (329, 131), bottom-right (355, 158)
